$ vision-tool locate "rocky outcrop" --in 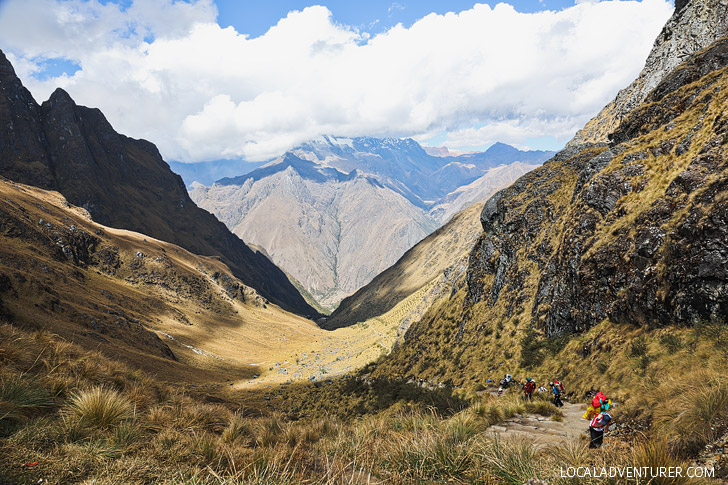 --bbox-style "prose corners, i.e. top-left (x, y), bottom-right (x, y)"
top-left (0, 50), bottom-right (317, 317)
top-left (569, 0), bottom-right (728, 146)
top-left (468, 37), bottom-right (728, 336)
top-left (376, 21), bottom-right (728, 386)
